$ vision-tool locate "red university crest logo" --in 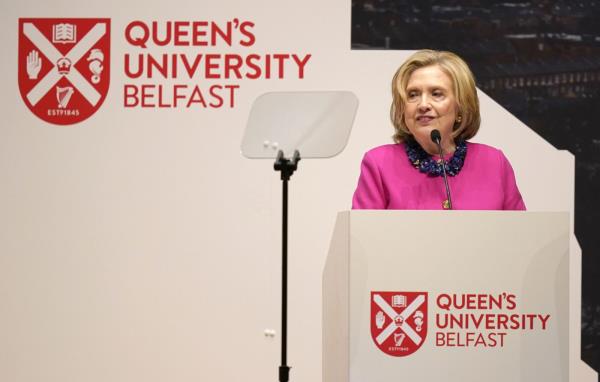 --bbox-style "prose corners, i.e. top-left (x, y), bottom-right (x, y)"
top-left (18, 18), bottom-right (110, 125)
top-left (371, 291), bottom-right (428, 357)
